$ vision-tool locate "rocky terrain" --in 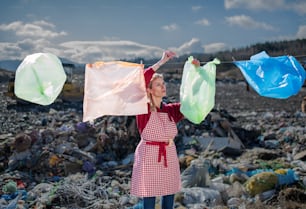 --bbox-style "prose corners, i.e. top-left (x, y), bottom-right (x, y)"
top-left (0, 67), bottom-right (305, 209)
